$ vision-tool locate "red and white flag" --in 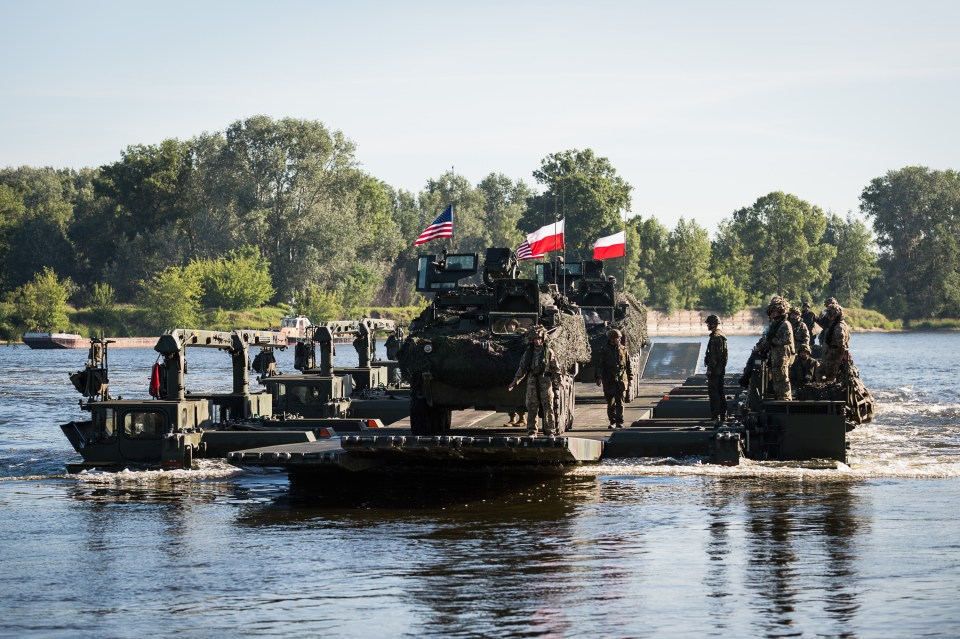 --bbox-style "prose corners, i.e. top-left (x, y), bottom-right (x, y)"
top-left (593, 231), bottom-right (626, 260)
top-left (526, 219), bottom-right (565, 256)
